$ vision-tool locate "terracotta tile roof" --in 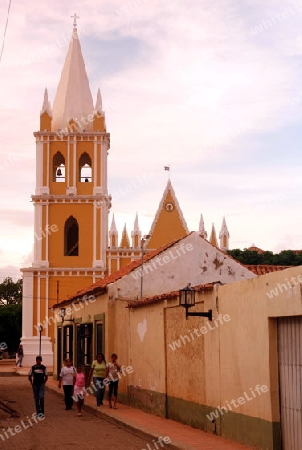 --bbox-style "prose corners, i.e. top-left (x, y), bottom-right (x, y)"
top-left (244, 265), bottom-right (291, 275)
top-left (52, 234), bottom-right (194, 308)
top-left (127, 283), bottom-right (214, 309)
